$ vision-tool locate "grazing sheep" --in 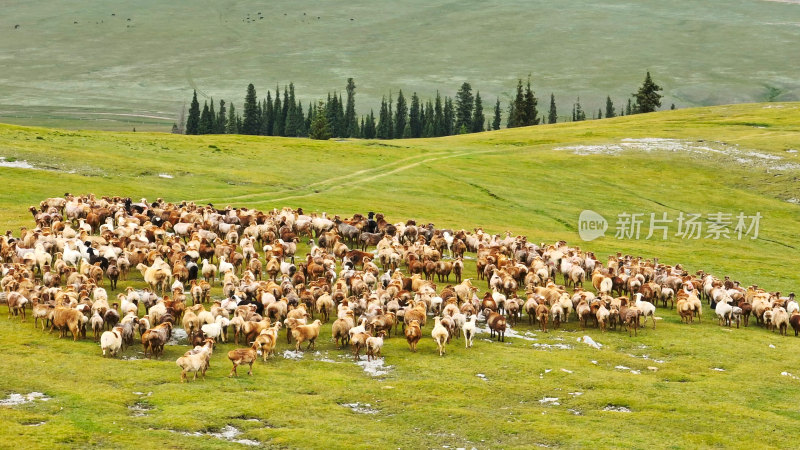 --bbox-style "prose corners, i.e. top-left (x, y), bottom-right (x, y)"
top-left (596, 304), bottom-right (610, 332)
top-left (6, 291), bottom-right (29, 321)
top-left (100, 327), bottom-right (123, 357)
top-left (536, 304), bottom-right (550, 333)
top-left (253, 324), bottom-right (281, 361)
top-left (550, 303), bottom-right (563, 329)
top-left (176, 340), bottom-right (213, 382)
top-left (576, 300), bottom-right (591, 329)
top-left (625, 307), bottom-right (641, 337)
top-left (773, 307), bottom-right (790, 336)
top-left (405, 319), bottom-right (422, 352)
top-left (790, 311), bottom-right (800, 336)
top-left (634, 293), bottom-right (657, 329)
top-left (90, 312), bottom-right (104, 341)
top-left (350, 331), bottom-right (371, 360)
top-left (431, 316), bottom-right (449, 356)
top-left (332, 311), bottom-right (355, 349)
top-left (715, 298), bottom-right (734, 327)
top-left (201, 315), bottom-right (229, 343)
top-left (228, 342), bottom-right (259, 377)
top-left (366, 331), bottom-right (386, 362)
top-left (731, 306), bottom-right (743, 328)
top-left (483, 308), bottom-right (506, 342)
top-left (290, 319), bottom-right (322, 351)
top-left (142, 322), bottom-right (172, 358)
top-left (462, 315), bottom-right (477, 348)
